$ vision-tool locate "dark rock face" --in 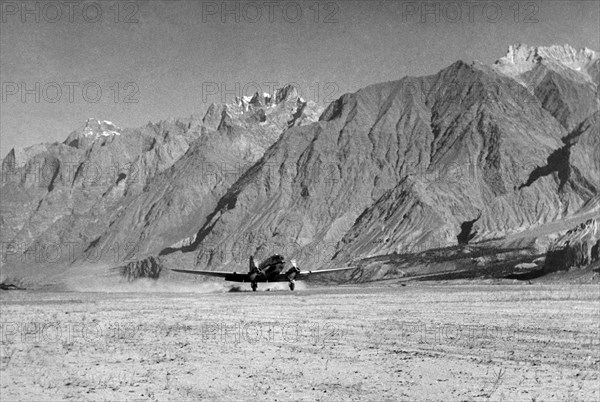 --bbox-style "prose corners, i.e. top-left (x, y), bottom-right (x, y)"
top-left (592, 240), bottom-right (600, 262)
top-left (545, 219), bottom-right (599, 272)
top-left (1, 46), bottom-right (599, 284)
top-left (457, 212), bottom-right (482, 245)
top-left (121, 256), bottom-right (163, 281)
